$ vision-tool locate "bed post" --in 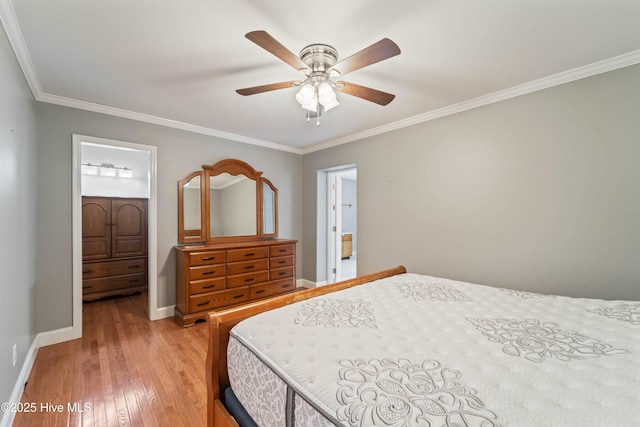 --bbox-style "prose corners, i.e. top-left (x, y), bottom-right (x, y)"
top-left (206, 313), bottom-right (220, 426)
top-left (207, 311), bottom-right (240, 427)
